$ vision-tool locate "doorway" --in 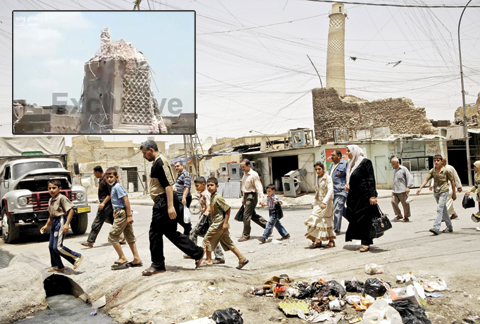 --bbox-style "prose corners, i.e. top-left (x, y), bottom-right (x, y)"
top-left (271, 156), bottom-right (298, 192)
